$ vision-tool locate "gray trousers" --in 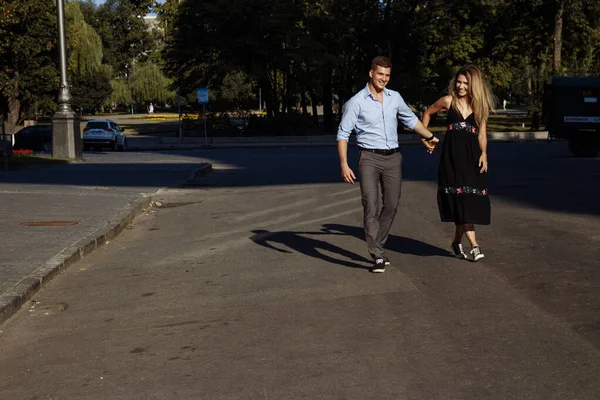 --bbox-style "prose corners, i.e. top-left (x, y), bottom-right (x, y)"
top-left (357, 150), bottom-right (403, 259)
